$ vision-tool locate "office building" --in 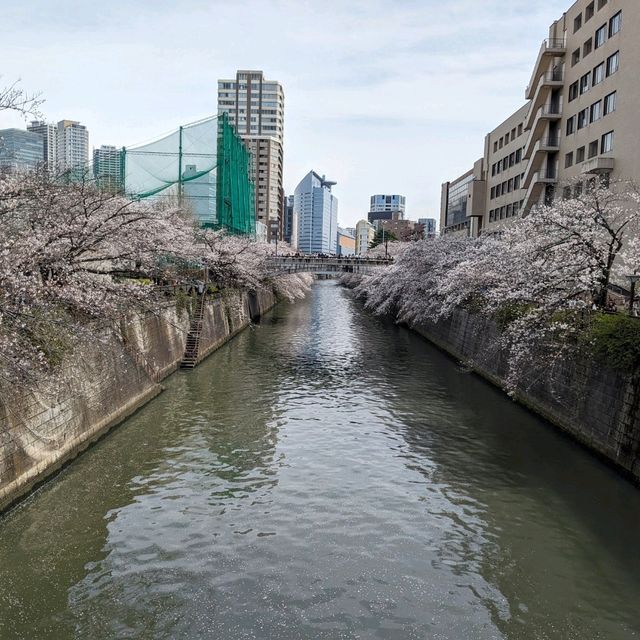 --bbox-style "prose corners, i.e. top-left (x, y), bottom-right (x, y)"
top-left (27, 121), bottom-right (57, 173)
top-left (355, 219), bottom-right (375, 256)
top-left (294, 171), bottom-right (338, 254)
top-left (368, 194), bottom-right (406, 224)
top-left (57, 120), bottom-right (89, 173)
top-left (419, 218), bottom-right (438, 237)
top-left (217, 70), bottom-right (284, 240)
top-left (283, 194), bottom-right (297, 247)
top-left (441, 0), bottom-right (635, 237)
top-left (93, 145), bottom-right (123, 193)
top-left (0, 129), bottom-right (44, 173)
